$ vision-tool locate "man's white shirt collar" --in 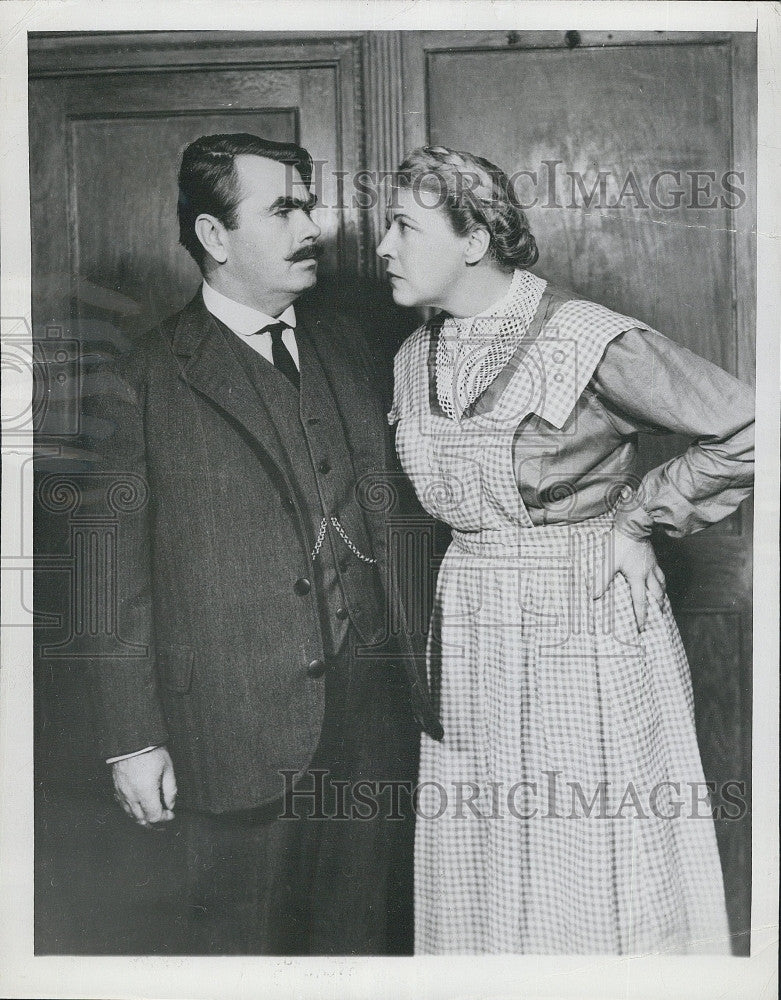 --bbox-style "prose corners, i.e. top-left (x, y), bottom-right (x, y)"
top-left (201, 280), bottom-right (299, 369)
top-left (201, 280), bottom-right (297, 335)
